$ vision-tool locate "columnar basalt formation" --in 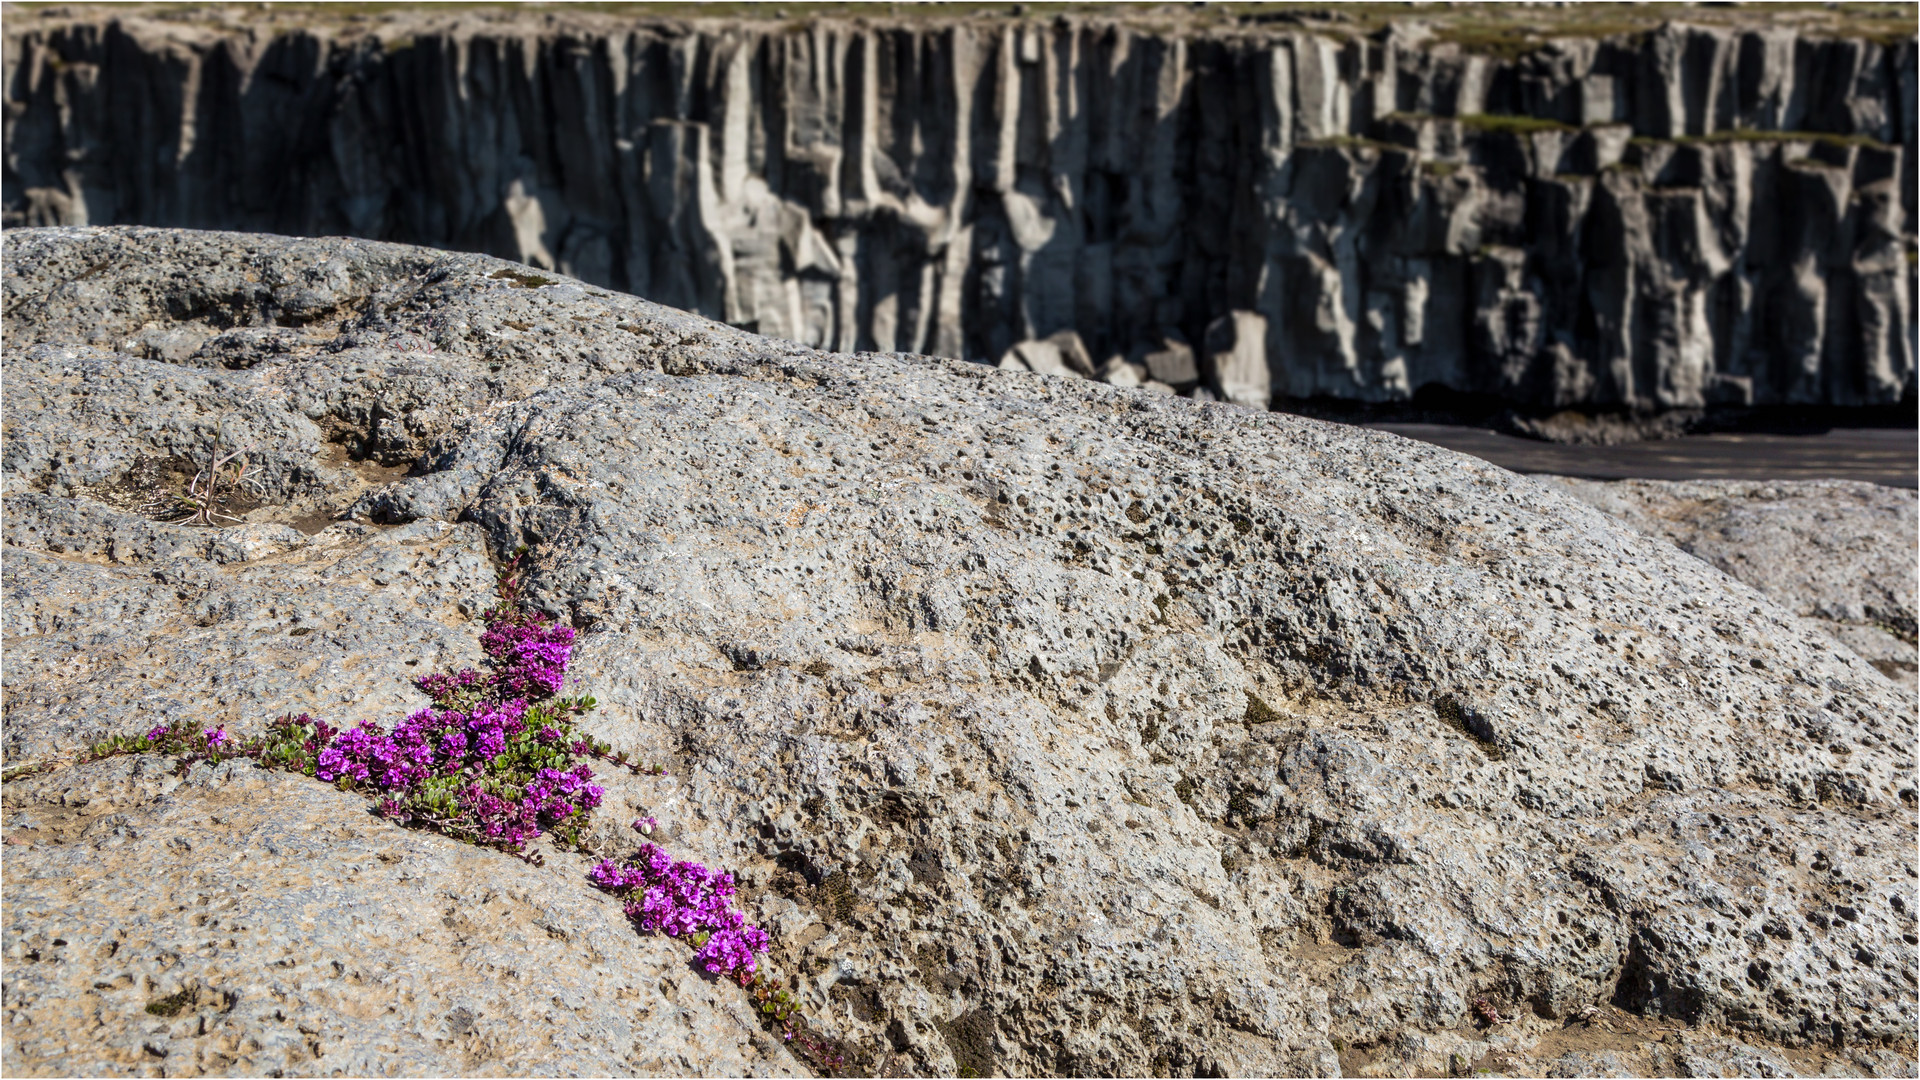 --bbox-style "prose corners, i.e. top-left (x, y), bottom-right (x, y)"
top-left (4, 8), bottom-right (1915, 411)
